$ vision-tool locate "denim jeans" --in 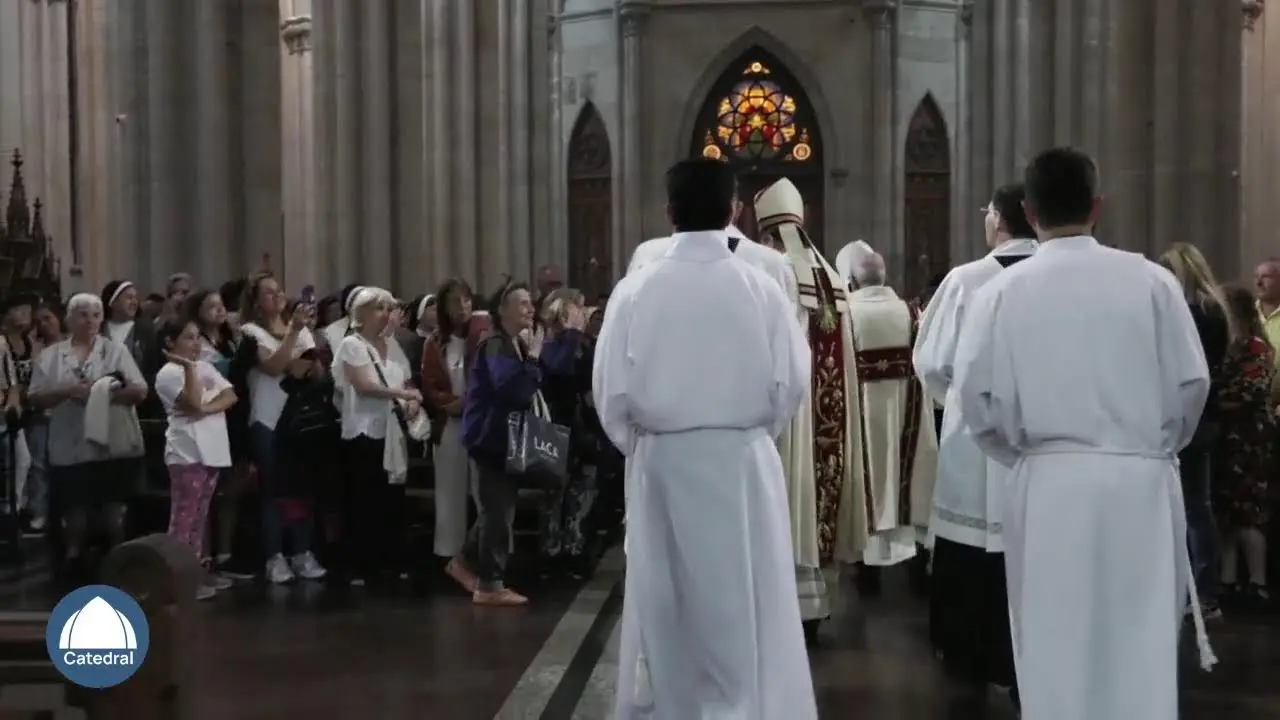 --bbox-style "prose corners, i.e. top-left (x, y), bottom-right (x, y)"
top-left (249, 422), bottom-right (313, 558)
top-left (463, 458), bottom-right (518, 592)
top-left (1180, 449), bottom-right (1218, 604)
